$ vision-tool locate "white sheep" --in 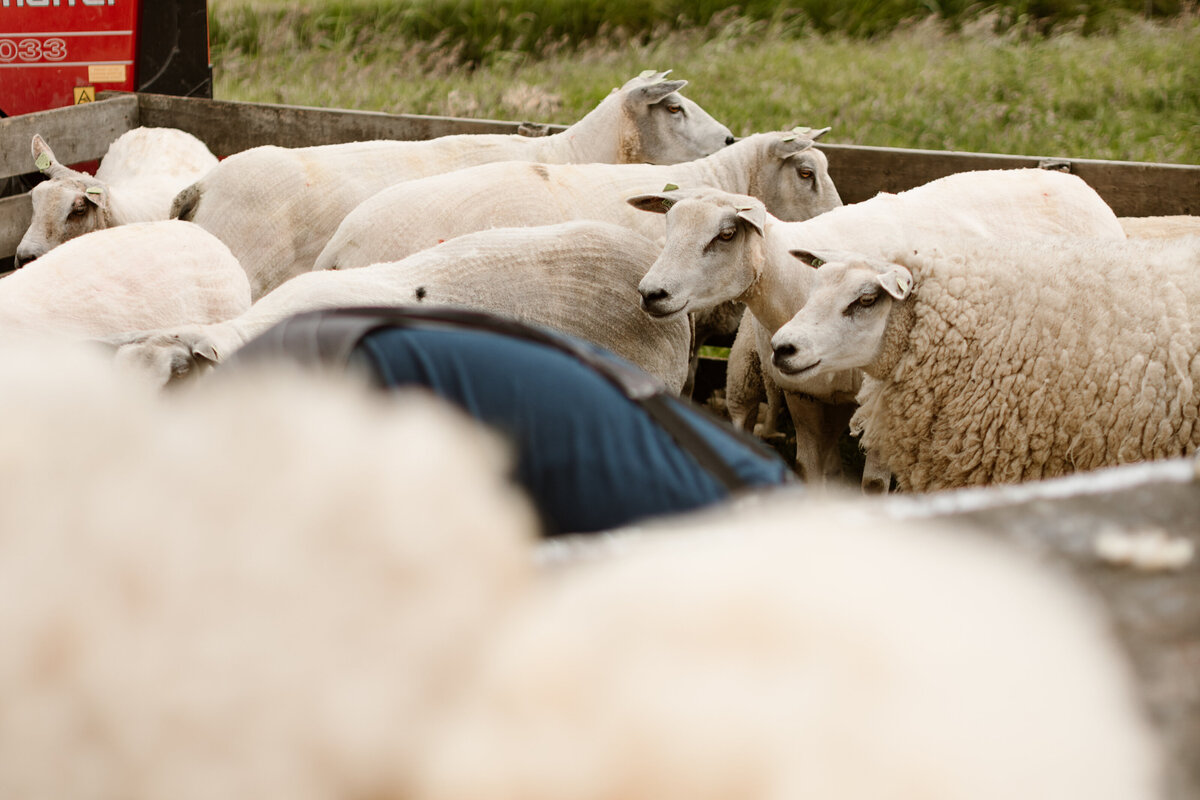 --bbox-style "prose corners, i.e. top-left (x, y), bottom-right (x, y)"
top-left (313, 129), bottom-right (840, 272)
top-left (770, 235), bottom-right (1200, 491)
top-left (112, 221), bottom-right (690, 391)
top-left (413, 494), bottom-right (1163, 800)
top-left (0, 338), bottom-right (539, 800)
top-left (15, 127), bottom-right (218, 266)
top-left (1120, 215), bottom-right (1200, 240)
top-left (631, 169), bottom-right (1128, 485)
top-left (172, 71), bottom-right (734, 299)
top-left (0, 220), bottom-right (250, 342)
